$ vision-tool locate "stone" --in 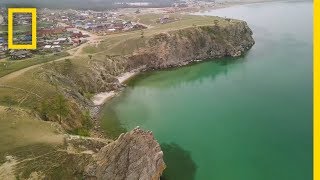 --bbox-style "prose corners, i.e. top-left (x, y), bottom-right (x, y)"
top-left (84, 128), bottom-right (166, 180)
